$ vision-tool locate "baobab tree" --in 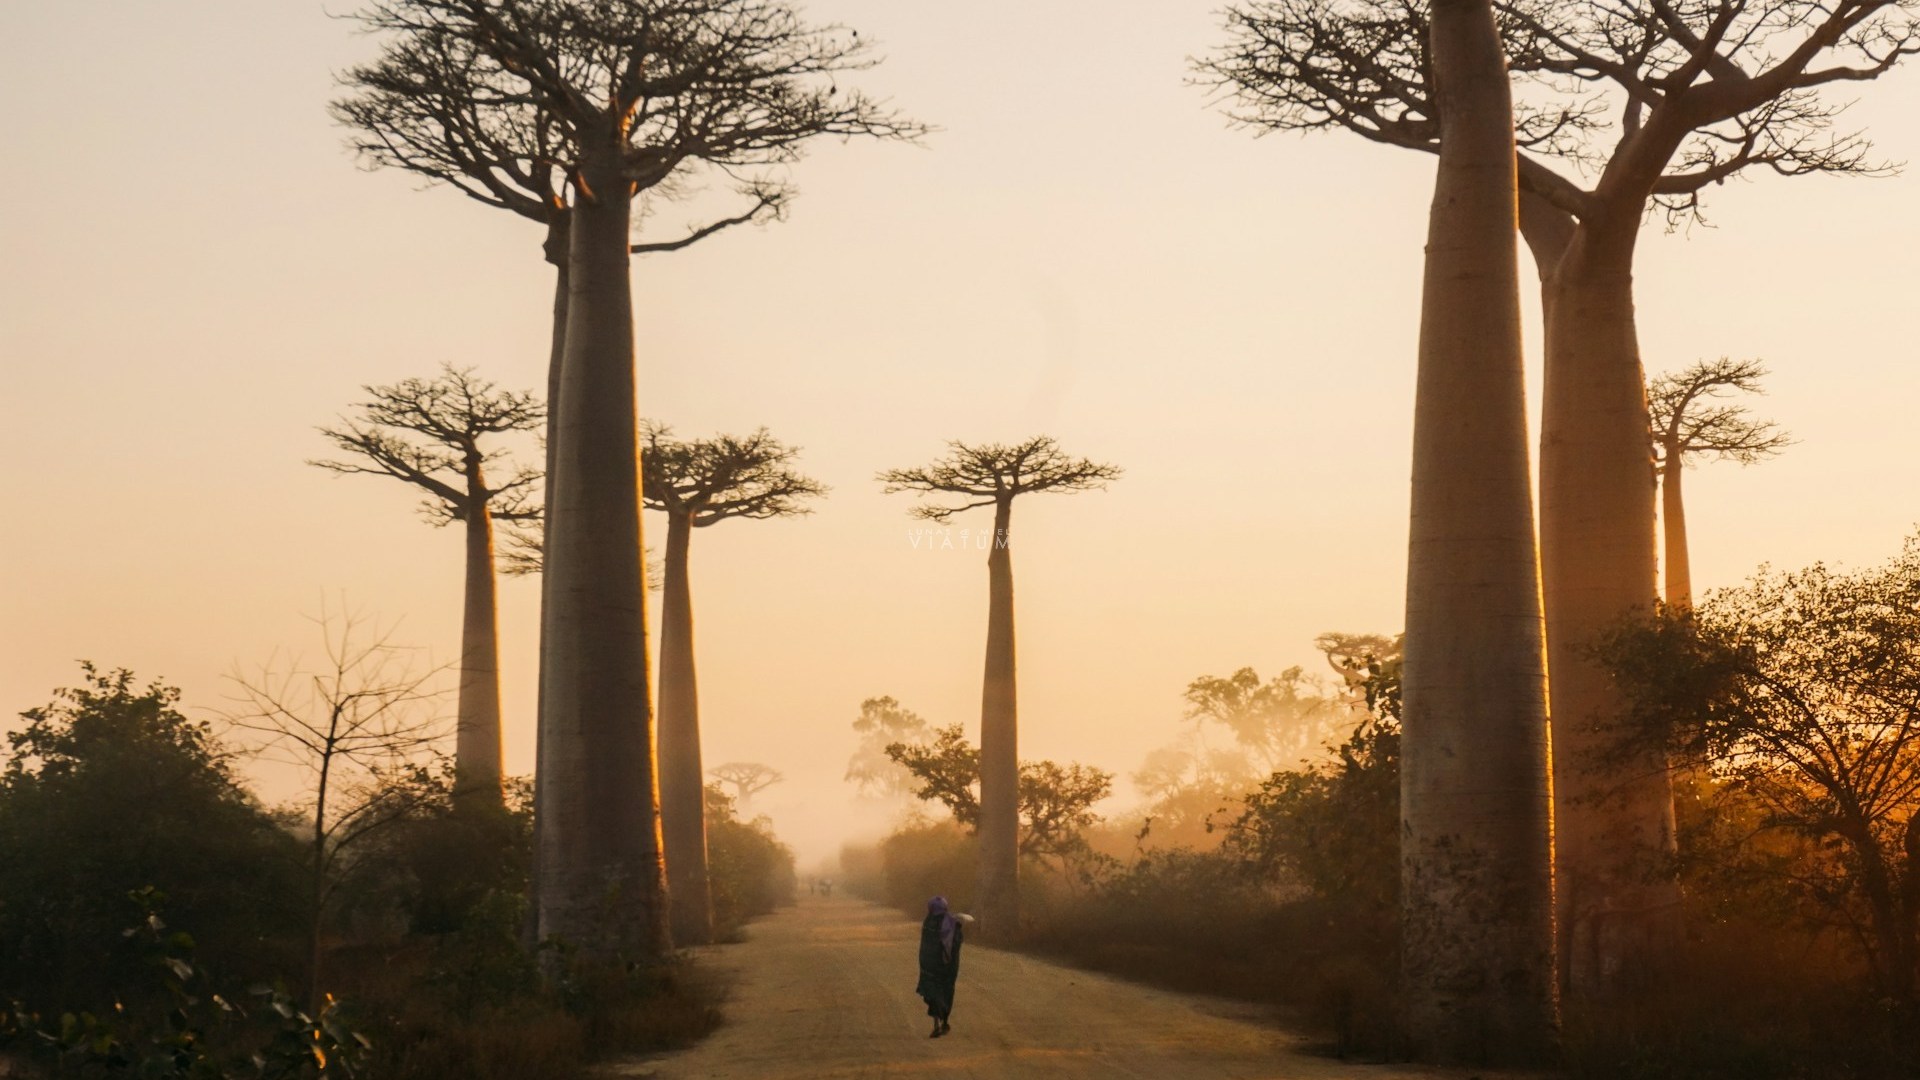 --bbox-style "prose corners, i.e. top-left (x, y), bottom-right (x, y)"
top-left (337, 0), bottom-right (921, 962)
top-left (1200, 0), bottom-right (1918, 997)
top-left (1648, 359), bottom-right (1792, 609)
top-left (879, 437), bottom-right (1121, 935)
top-left (310, 365), bottom-right (540, 805)
top-left (1398, 0), bottom-right (1556, 1060)
top-left (645, 424), bottom-right (824, 945)
top-left (709, 762), bottom-right (783, 811)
